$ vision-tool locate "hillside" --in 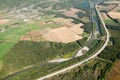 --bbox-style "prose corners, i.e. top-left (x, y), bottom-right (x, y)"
top-left (0, 0), bottom-right (41, 9)
top-left (0, 0), bottom-right (92, 79)
top-left (0, 0), bottom-right (88, 10)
